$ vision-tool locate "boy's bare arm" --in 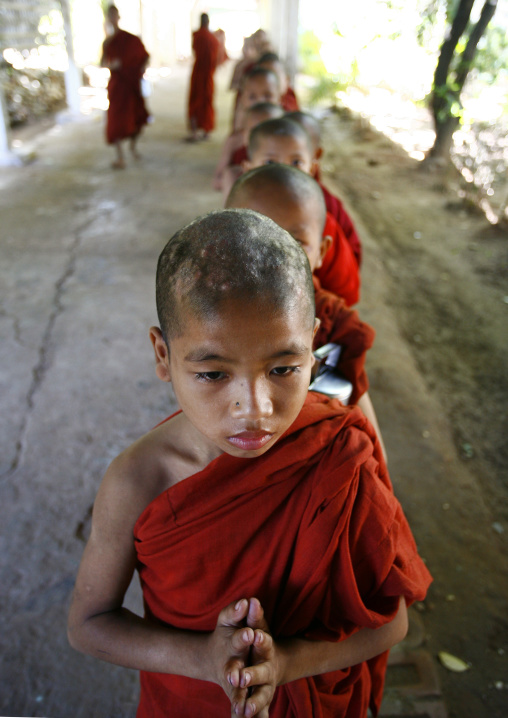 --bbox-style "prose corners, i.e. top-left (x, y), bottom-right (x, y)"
top-left (67, 453), bottom-right (262, 711)
top-left (213, 133), bottom-right (243, 189)
top-left (357, 391), bottom-right (387, 462)
top-left (233, 597), bottom-right (408, 717)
